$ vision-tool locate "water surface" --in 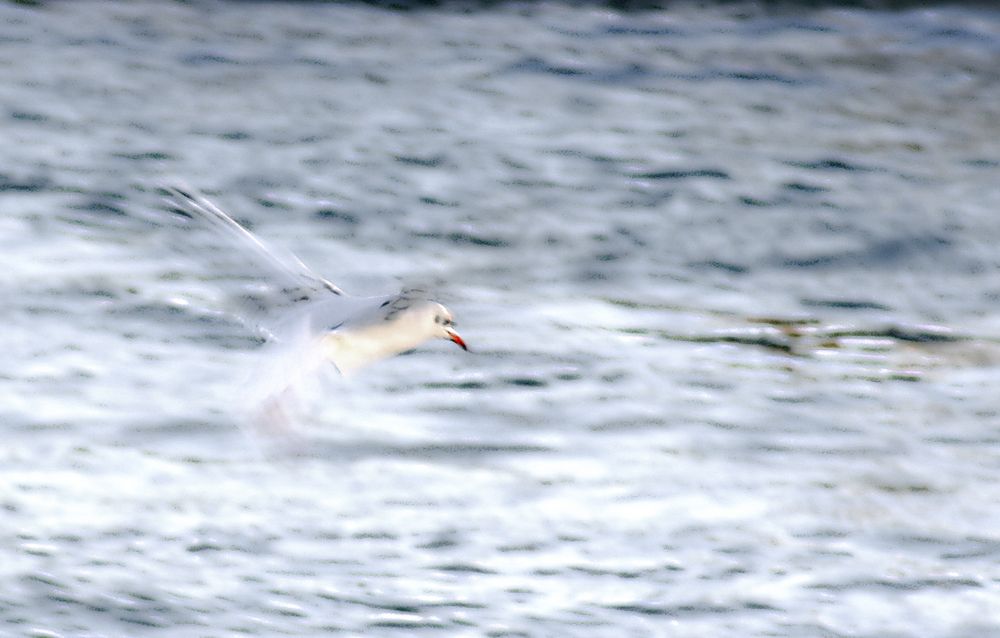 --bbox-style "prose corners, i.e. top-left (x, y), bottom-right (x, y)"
top-left (2, 1), bottom-right (1000, 636)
